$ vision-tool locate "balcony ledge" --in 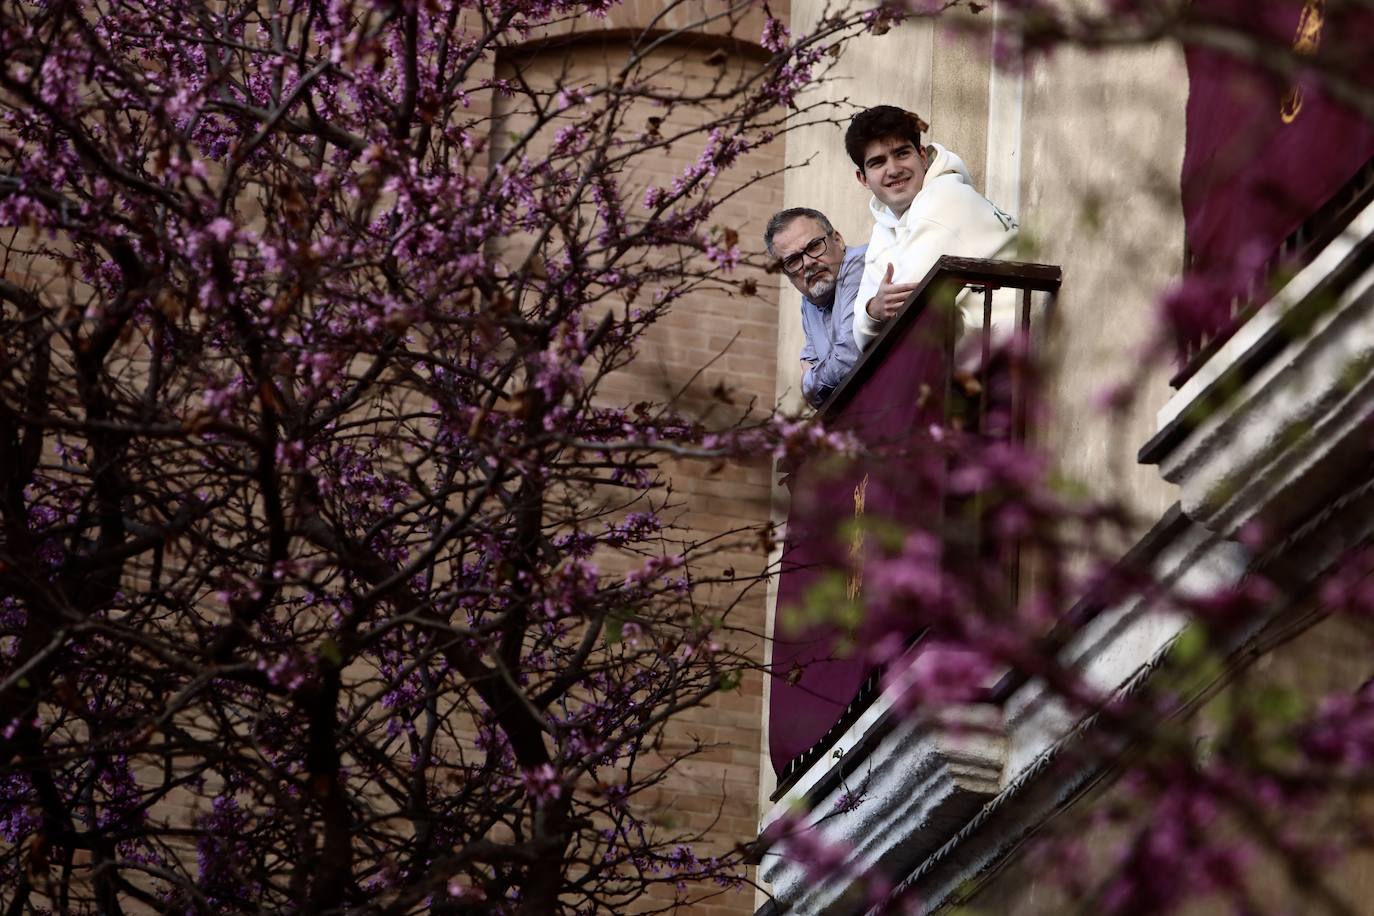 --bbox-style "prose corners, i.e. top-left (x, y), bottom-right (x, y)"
top-left (756, 514), bottom-right (1247, 915)
top-left (759, 700), bottom-right (1006, 915)
top-left (1141, 198), bottom-right (1374, 540)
